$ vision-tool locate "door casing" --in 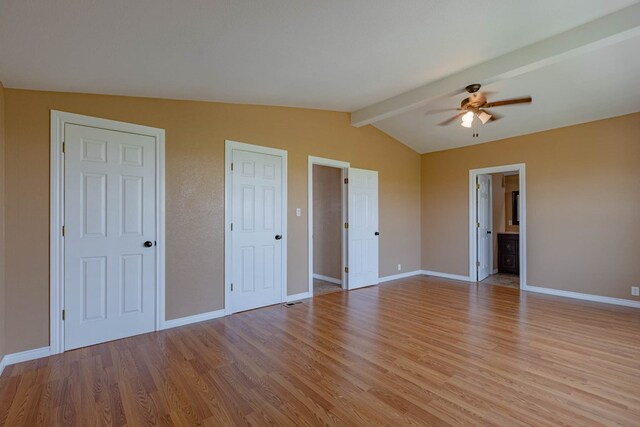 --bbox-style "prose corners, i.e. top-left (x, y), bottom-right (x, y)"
top-left (224, 140), bottom-right (288, 315)
top-left (50, 110), bottom-right (166, 355)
